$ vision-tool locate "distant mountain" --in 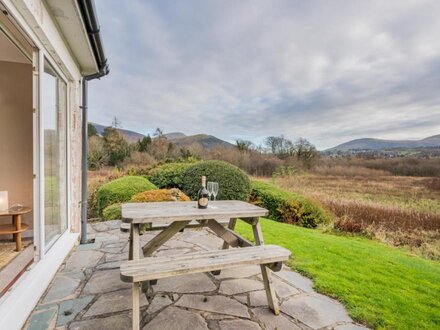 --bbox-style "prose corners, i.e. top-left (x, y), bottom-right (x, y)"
top-left (327, 134), bottom-right (440, 152)
top-left (169, 134), bottom-right (234, 150)
top-left (165, 132), bottom-right (186, 140)
top-left (90, 123), bottom-right (145, 143)
top-left (90, 123), bottom-right (233, 149)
